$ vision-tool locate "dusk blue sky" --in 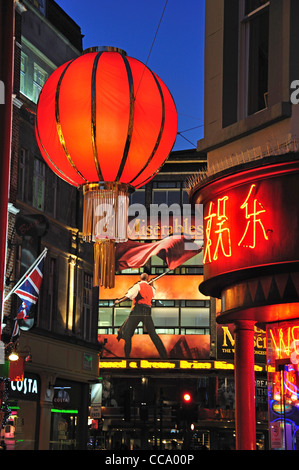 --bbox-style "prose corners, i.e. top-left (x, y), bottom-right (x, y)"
top-left (55, 0), bottom-right (205, 152)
